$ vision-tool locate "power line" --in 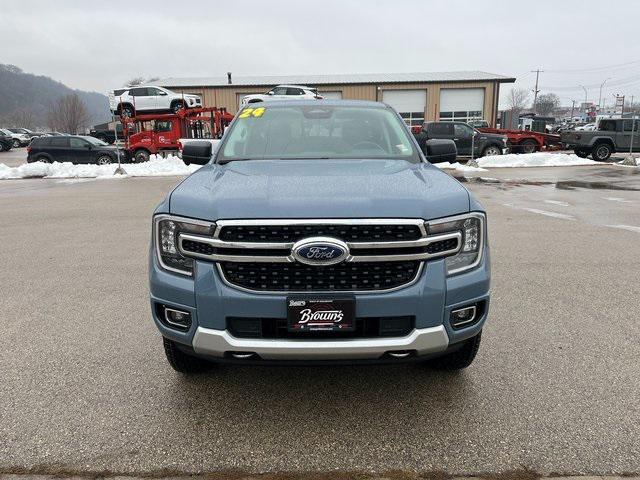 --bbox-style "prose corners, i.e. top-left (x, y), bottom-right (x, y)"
top-left (544, 59), bottom-right (640, 74)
